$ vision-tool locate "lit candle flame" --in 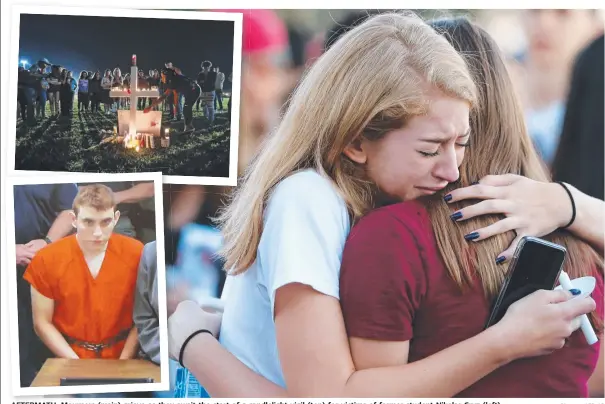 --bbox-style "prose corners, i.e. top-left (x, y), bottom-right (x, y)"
top-left (135, 145), bottom-right (140, 152)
